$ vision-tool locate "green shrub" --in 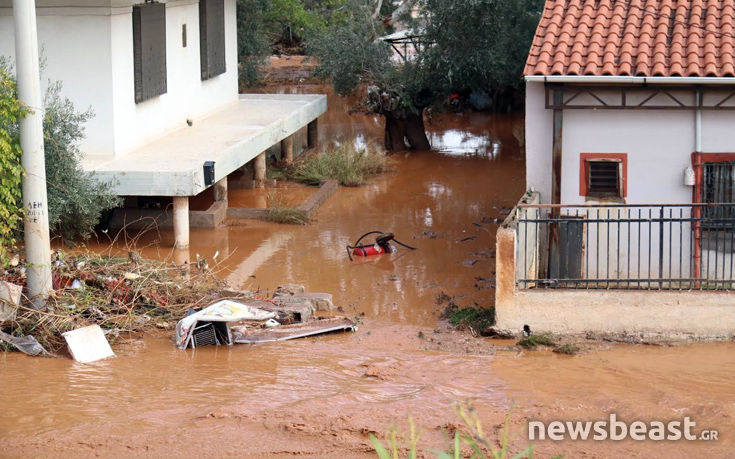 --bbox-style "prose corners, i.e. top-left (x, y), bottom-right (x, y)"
top-left (1, 59), bottom-right (121, 243)
top-left (553, 344), bottom-right (580, 355)
top-left (447, 306), bottom-right (496, 335)
top-left (0, 67), bottom-right (25, 265)
top-left (517, 334), bottom-right (555, 349)
top-left (369, 405), bottom-right (534, 459)
top-left (284, 143), bottom-right (388, 186)
top-left (236, 0), bottom-right (271, 87)
top-left (41, 81), bottom-right (121, 241)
